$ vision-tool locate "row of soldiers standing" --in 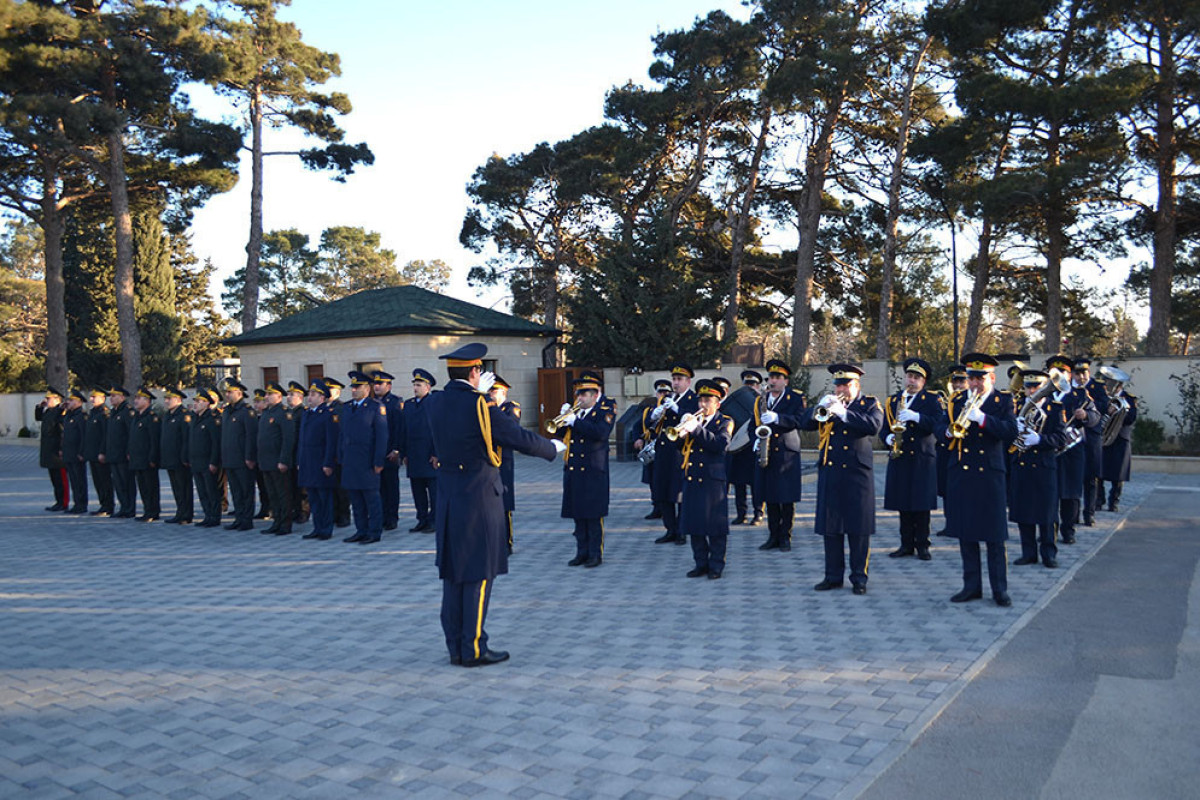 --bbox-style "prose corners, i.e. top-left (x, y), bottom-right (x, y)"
top-left (34, 369), bottom-right (444, 543)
